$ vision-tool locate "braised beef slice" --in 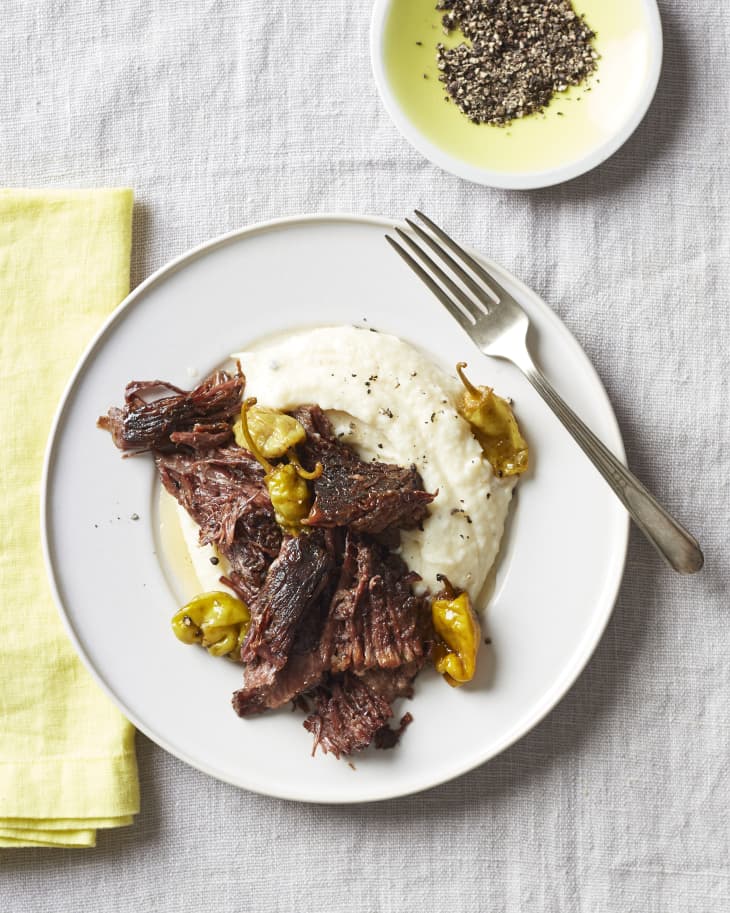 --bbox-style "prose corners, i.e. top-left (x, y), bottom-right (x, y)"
top-left (233, 535), bottom-right (337, 716)
top-left (98, 368), bottom-right (243, 452)
top-left (241, 533), bottom-right (335, 669)
top-left (357, 660), bottom-right (424, 704)
top-left (233, 530), bottom-right (426, 735)
top-left (319, 532), bottom-right (426, 674)
top-left (155, 447), bottom-right (281, 601)
top-left (232, 651), bottom-right (327, 717)
top-left (292, 405), bottom-right (435, 534)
